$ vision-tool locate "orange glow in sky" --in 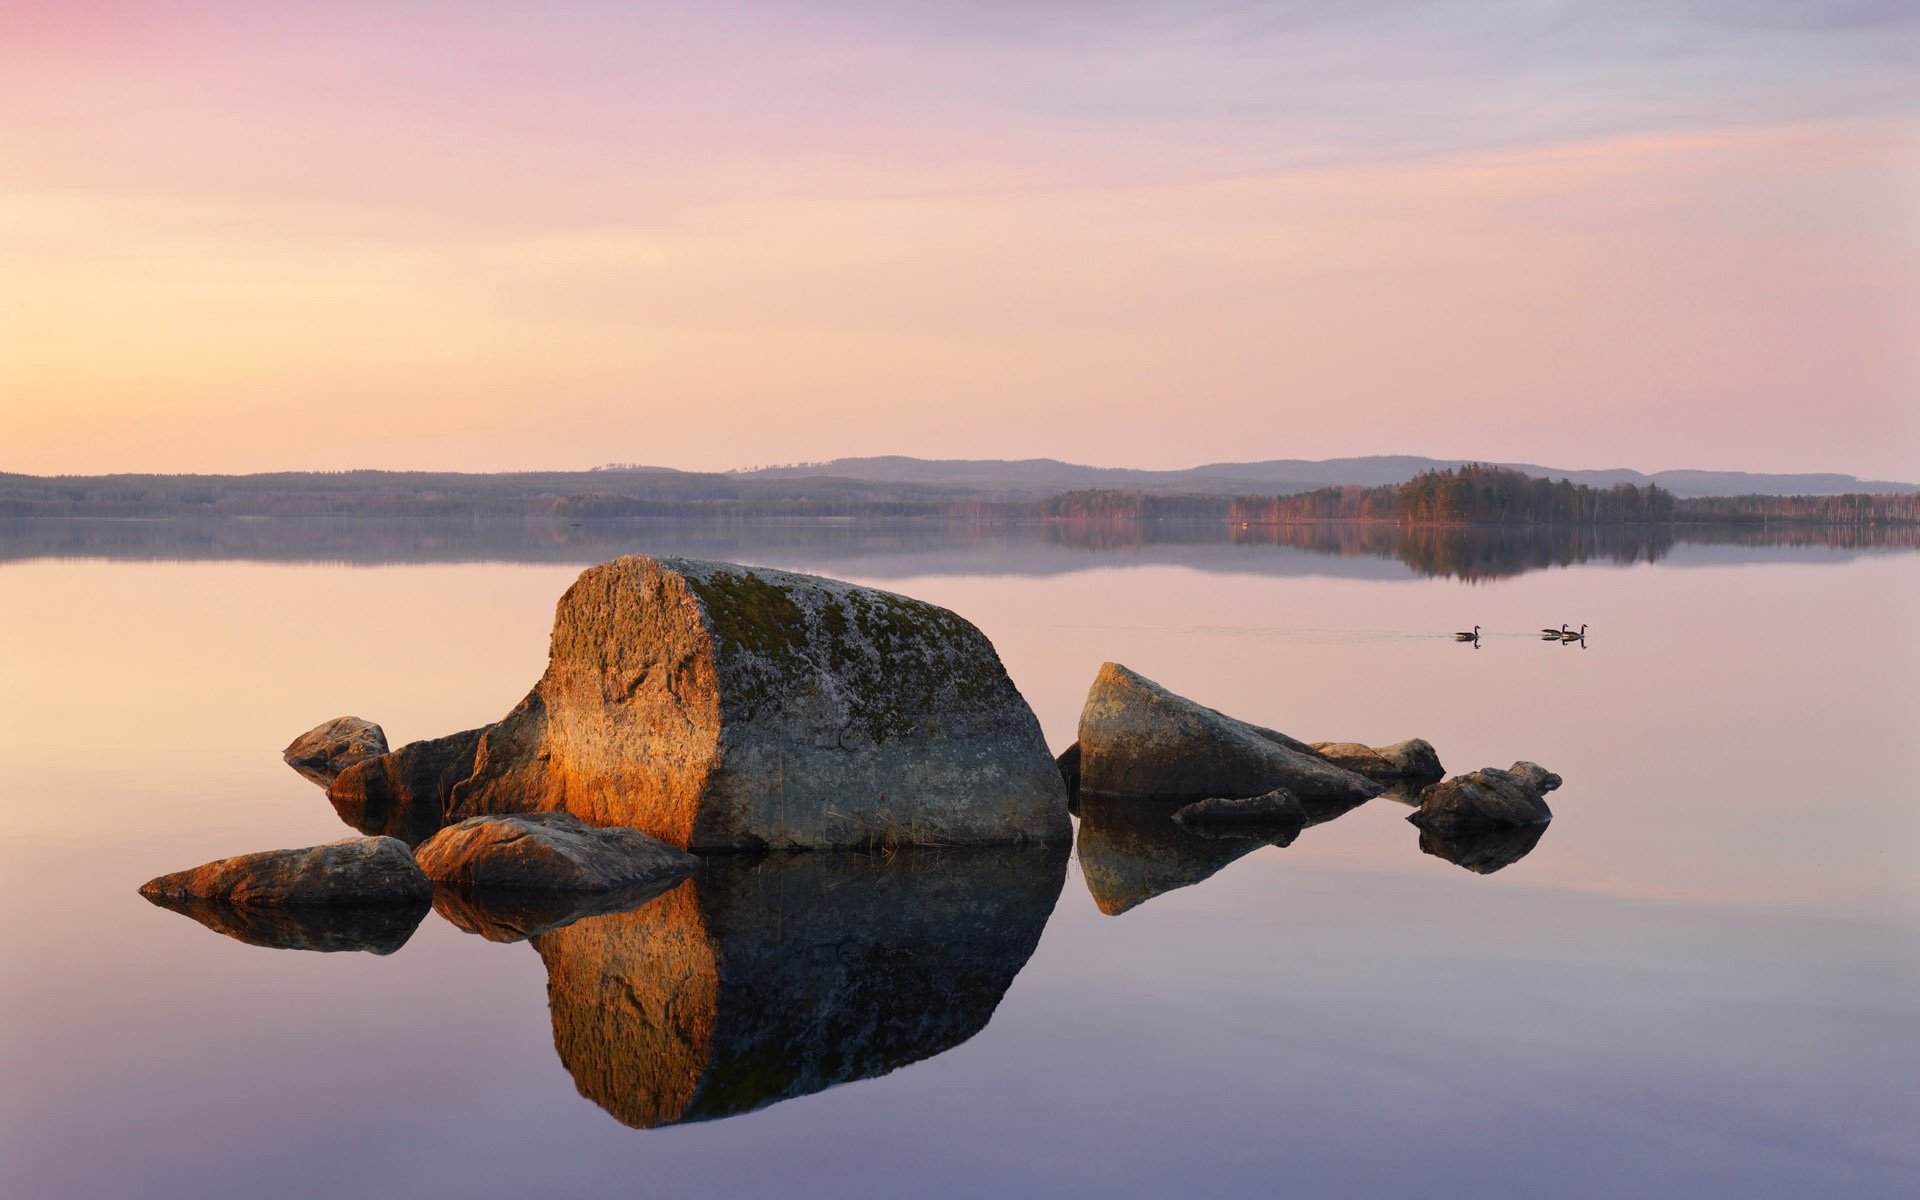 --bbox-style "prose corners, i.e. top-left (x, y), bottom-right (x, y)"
top-left (3, 2), bottom-right (1916, 477)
